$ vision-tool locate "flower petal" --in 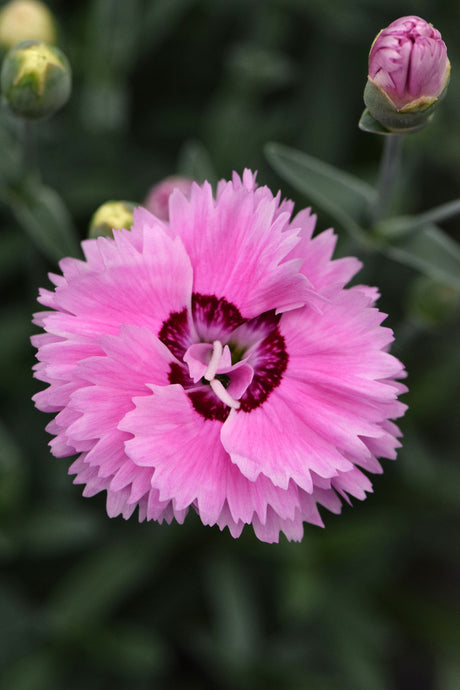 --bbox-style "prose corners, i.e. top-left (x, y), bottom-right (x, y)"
top-left (221, 395), bottom-right (352, 492)
top-left (169, 179), bottom-right (309, 316)
top-left (121, 384), bottom-right (229, 522)
top-left (121, 384), bottom-right (306, 532)
top-left (47, 225), bottom-right (193, 341)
